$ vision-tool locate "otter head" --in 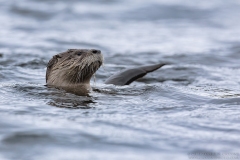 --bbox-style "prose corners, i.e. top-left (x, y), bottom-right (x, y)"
top-left (46, 49), bottom-right (103, 95)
